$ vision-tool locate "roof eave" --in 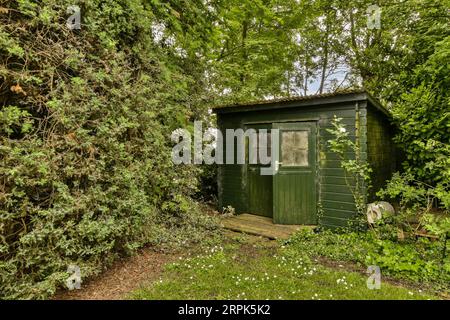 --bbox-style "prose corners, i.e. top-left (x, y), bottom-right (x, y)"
top-left (365, 93), bottom-right (391, 118)
top-left (212, 91), bottom-right (370, 114)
